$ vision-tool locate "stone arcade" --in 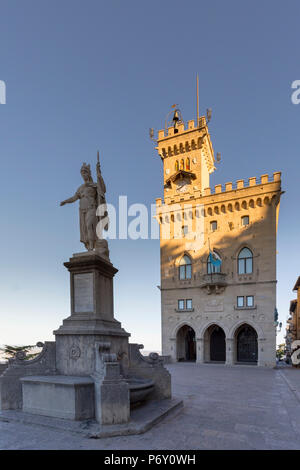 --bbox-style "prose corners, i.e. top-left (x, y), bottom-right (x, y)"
top-left (0, 157), bottom-right (182, 436)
